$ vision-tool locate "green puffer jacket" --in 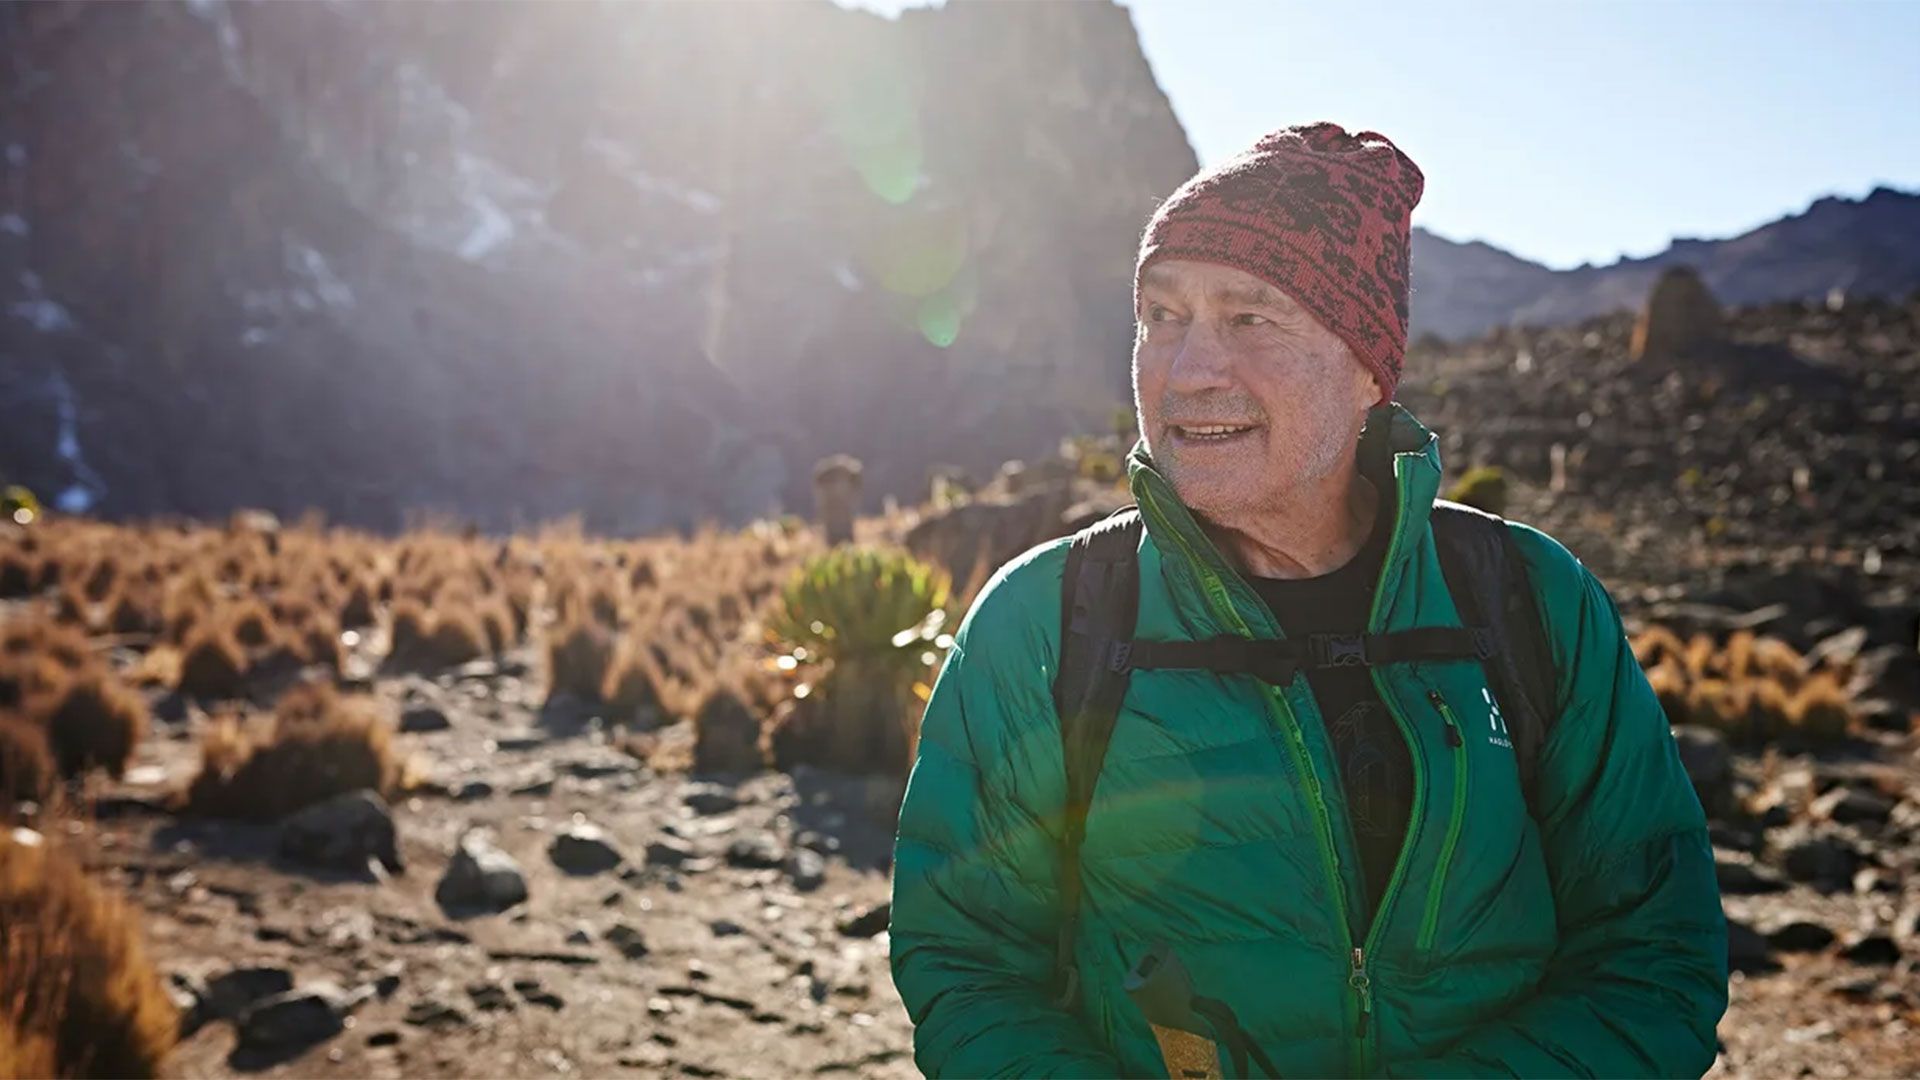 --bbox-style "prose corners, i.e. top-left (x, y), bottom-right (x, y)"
top-left (890, 404), bottom-right (1727, 1078)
